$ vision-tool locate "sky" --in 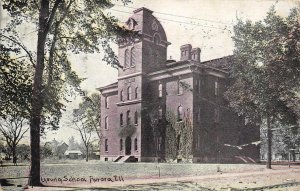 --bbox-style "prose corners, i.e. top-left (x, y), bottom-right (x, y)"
top-left (0, 0), bottom-right (299, 144)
